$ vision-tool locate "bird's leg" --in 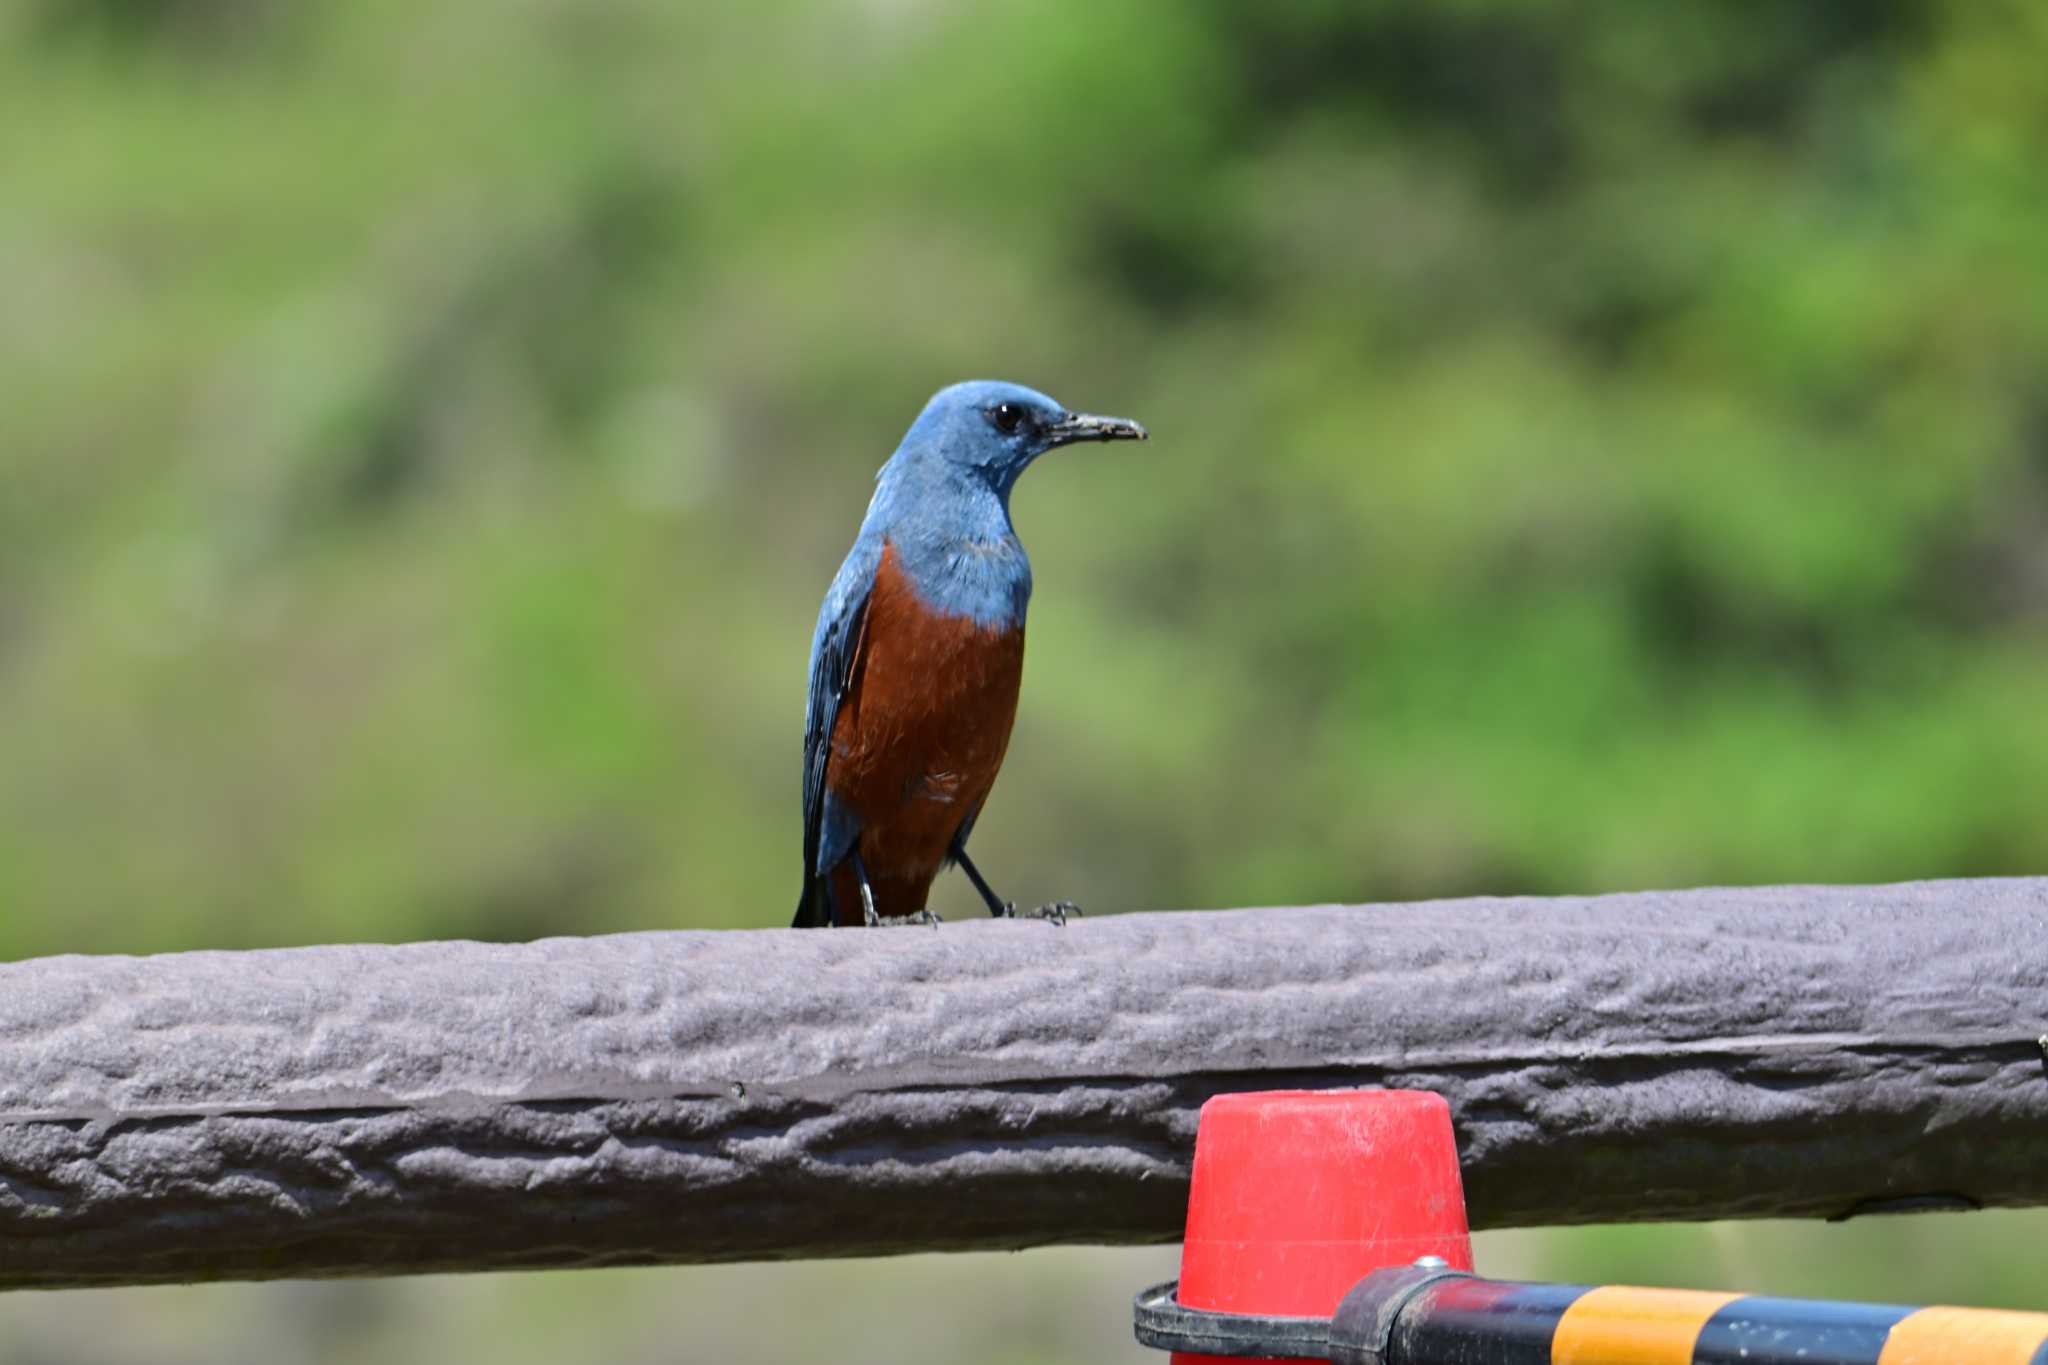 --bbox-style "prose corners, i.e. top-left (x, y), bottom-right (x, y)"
top-left (953, 845), bottom-right (1008, 917)
top-left (850, 851), bottom-right (941, 929)
top-left (954, 846), bottom-right (1078, 927)
top-left (851, 850), bottom-right (880, 927)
